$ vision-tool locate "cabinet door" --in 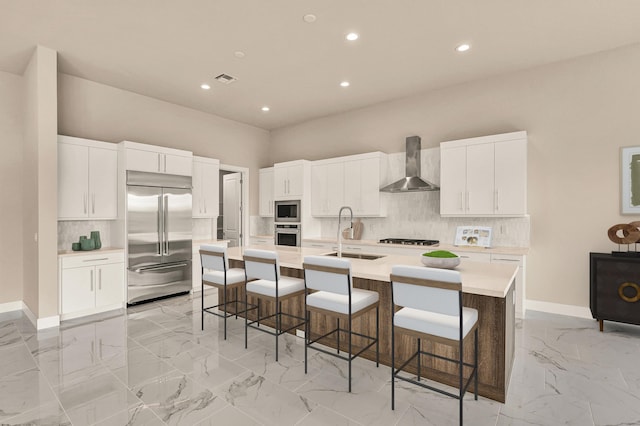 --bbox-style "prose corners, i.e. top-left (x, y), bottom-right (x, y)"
top-left (357, 157), bottom-right (380, 216)
top-left (466, 143), bottom-right (495, 215)
top-left (287, 164), bottom-right (304, 197)
top-left (494, 140), bottom-right (527, 215)
top-left (58, 143), bottom-right (89, 219)
top-left (440, 146), bottom-right (467, 215)
top-left (273, 167), bottom-right (289, 199)
top-left (326, 162), bottom-right (345, 215)
top-left (192, 161), bottom-right (204, 216)
top-left (126, 148), bottom-right (161, 173)
top-left (311, 164), bottom-right (328, 216)
top-left (95, 262), bottom-right (124, 307)
top-left (344, 160), bottom-right (362, 213)
top-left (259, 168), bottom-right (274, 217)
top-left (61, 267), bottom-right (96, 314)
top-left (164, 154), bottom-right (193, 176)
top-left (201, 161), bottom-right (219, 217)
top-left (88, 147), bottom-right (117, 219)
